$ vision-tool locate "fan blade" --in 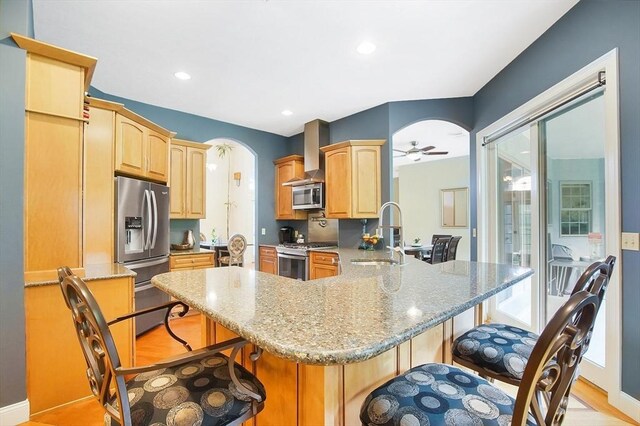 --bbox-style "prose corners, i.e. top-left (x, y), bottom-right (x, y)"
top-left (426, 151), bottom-right (448, 155)
top-left (419, 145), bottom-right (436, 152)
top-left (392, 149), bottom-right (407, 154)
